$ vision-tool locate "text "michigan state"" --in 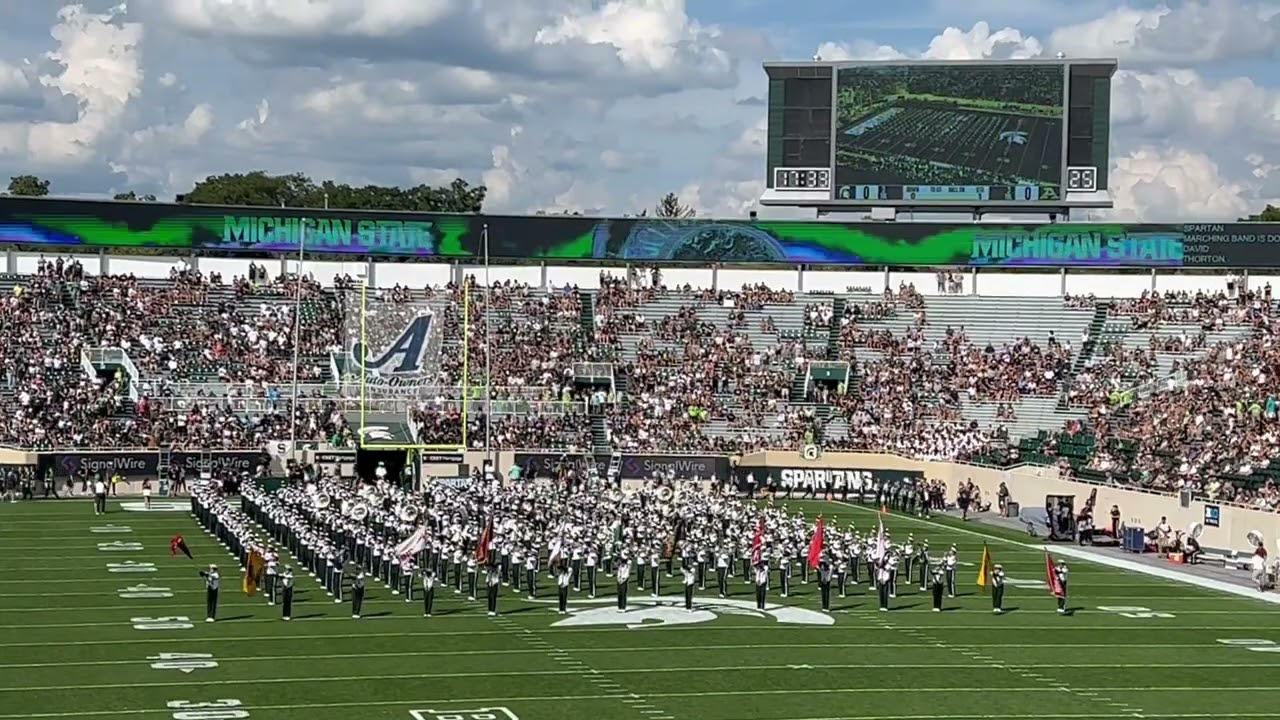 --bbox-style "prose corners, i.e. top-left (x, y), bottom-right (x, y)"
top-left (223, 216), bottom-right (436, 251)
top-left (970, 231), bottom-right (1183, 263)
